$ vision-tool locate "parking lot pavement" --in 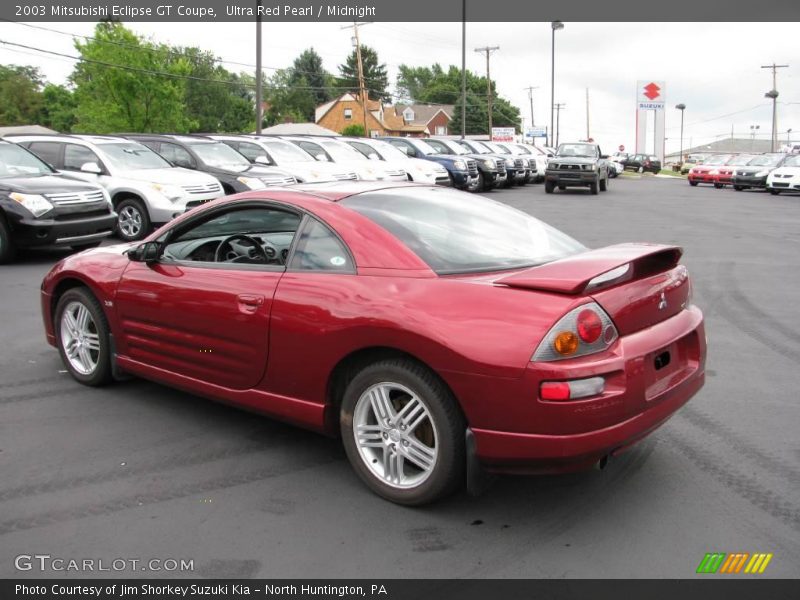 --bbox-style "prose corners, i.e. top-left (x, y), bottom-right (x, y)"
top-left (1, 177), bottom-right (798, 579)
